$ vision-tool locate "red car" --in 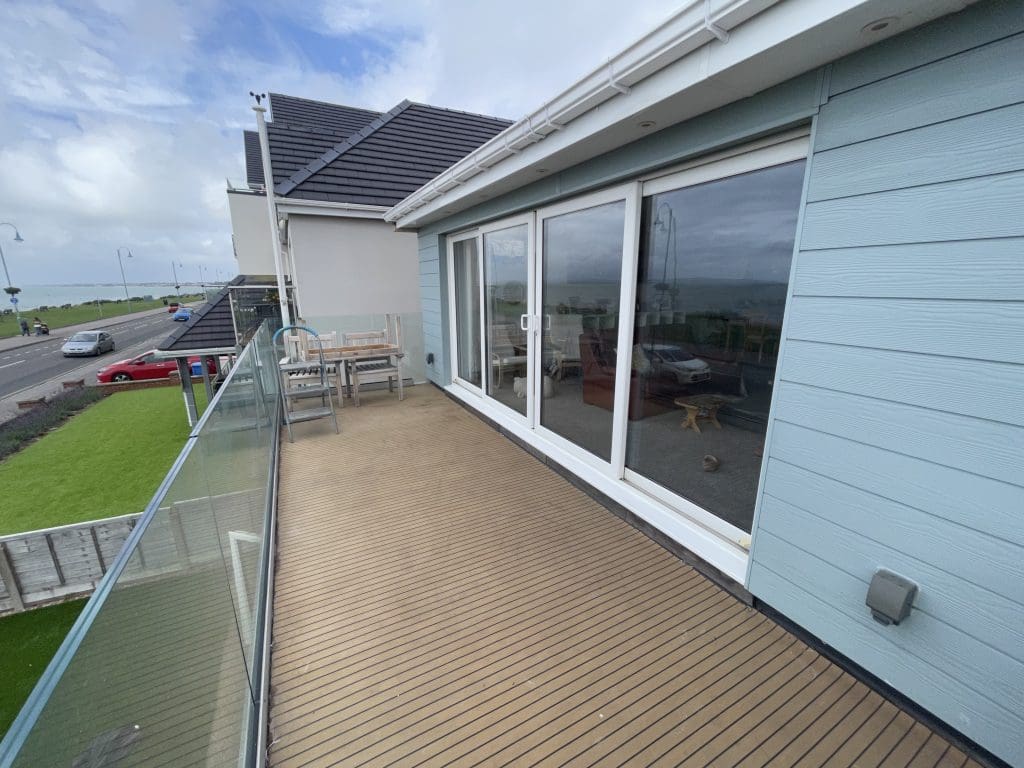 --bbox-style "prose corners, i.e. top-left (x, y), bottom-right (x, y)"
top-left (96, 350), bottom-right (215, 383)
